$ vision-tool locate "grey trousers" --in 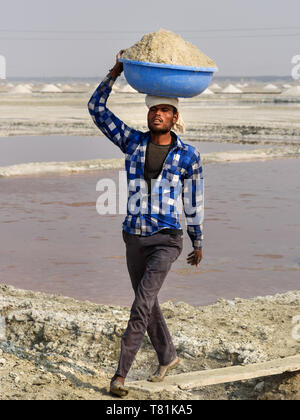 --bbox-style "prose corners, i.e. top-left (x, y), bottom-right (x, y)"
top-left (115, 229), bottom-right (183, 378)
